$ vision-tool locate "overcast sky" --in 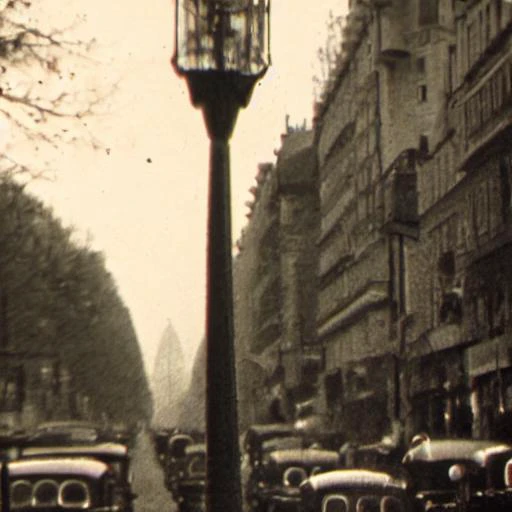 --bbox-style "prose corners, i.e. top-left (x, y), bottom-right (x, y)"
top-left (16, 0), bottom-right (347, 376)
